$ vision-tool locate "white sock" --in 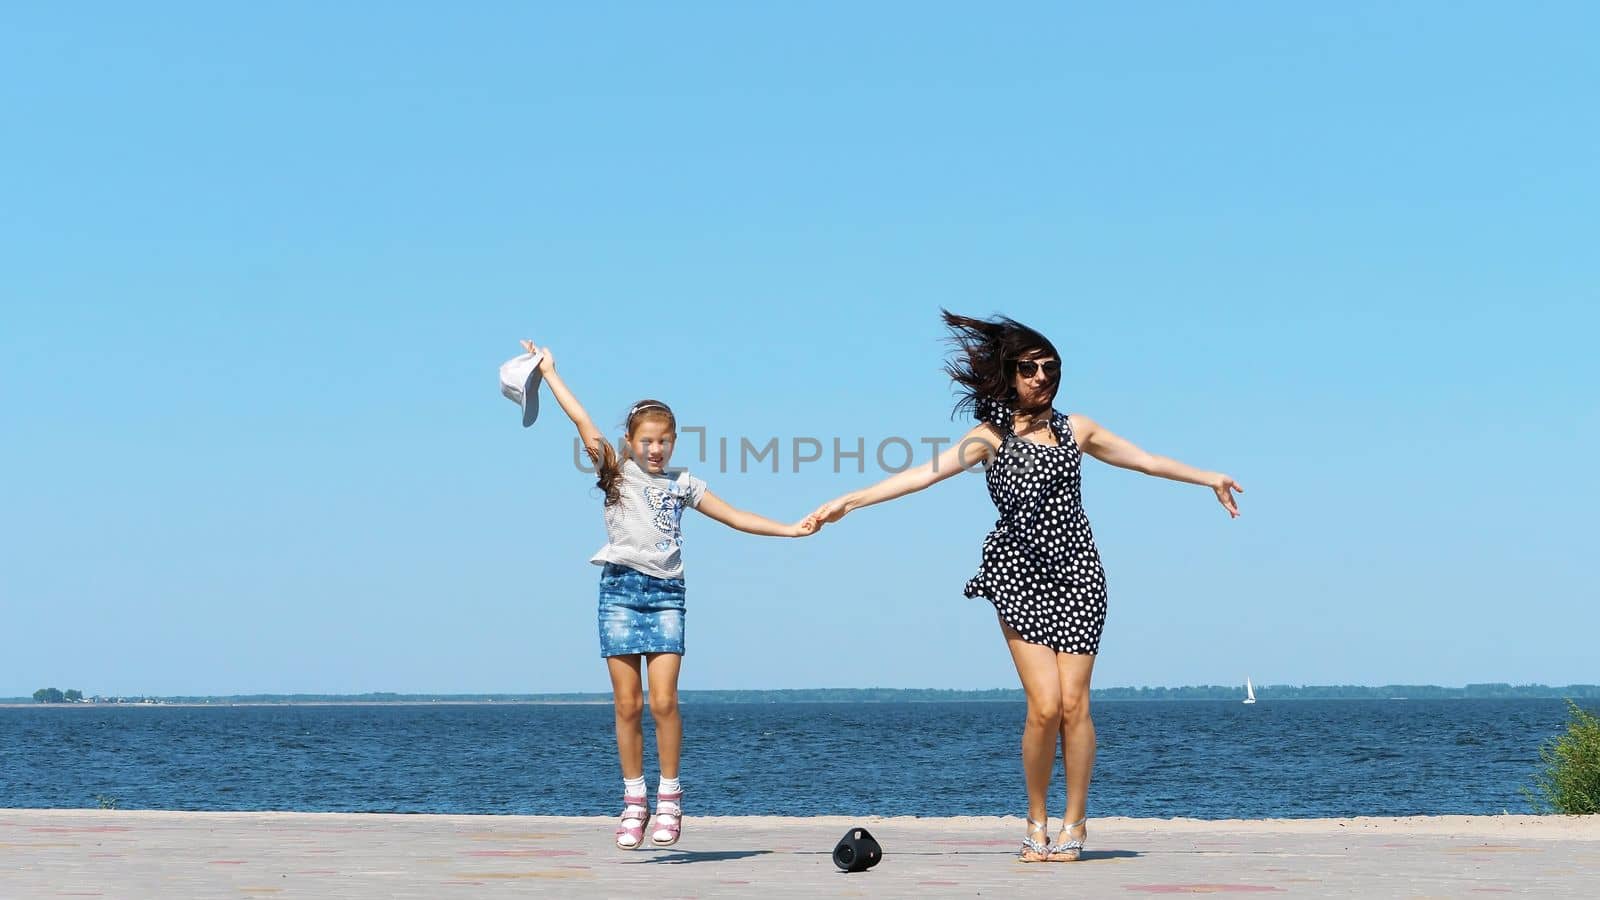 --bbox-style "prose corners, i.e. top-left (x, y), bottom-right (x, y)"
top-left (657, 776), bottom-right (681, 796)
top-left (623, 776), bottom-right (646, 798)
